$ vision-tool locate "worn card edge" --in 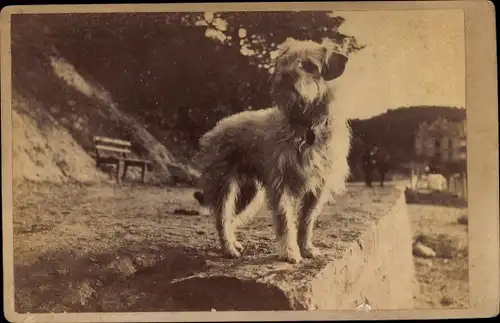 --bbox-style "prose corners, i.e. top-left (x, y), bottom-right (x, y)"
top-left (1, 1), bottom-right (498, 322)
